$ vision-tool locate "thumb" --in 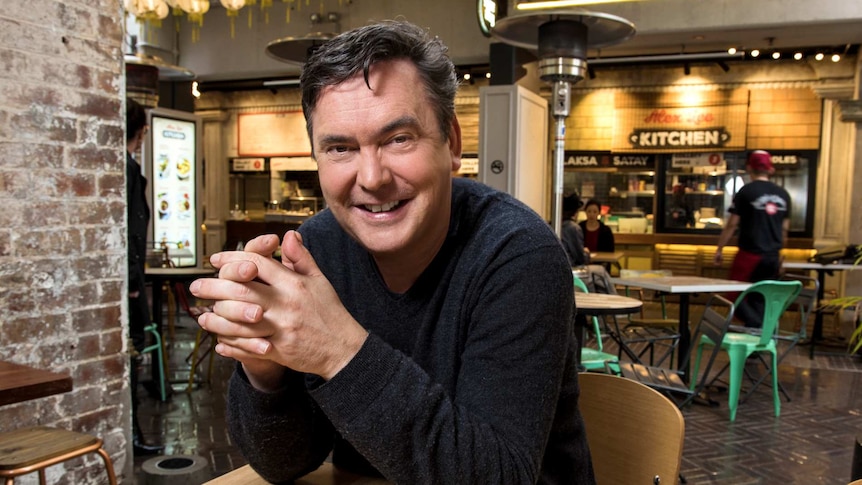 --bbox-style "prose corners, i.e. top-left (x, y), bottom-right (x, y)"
top-left (280, 230), bottom-right (321, 276)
